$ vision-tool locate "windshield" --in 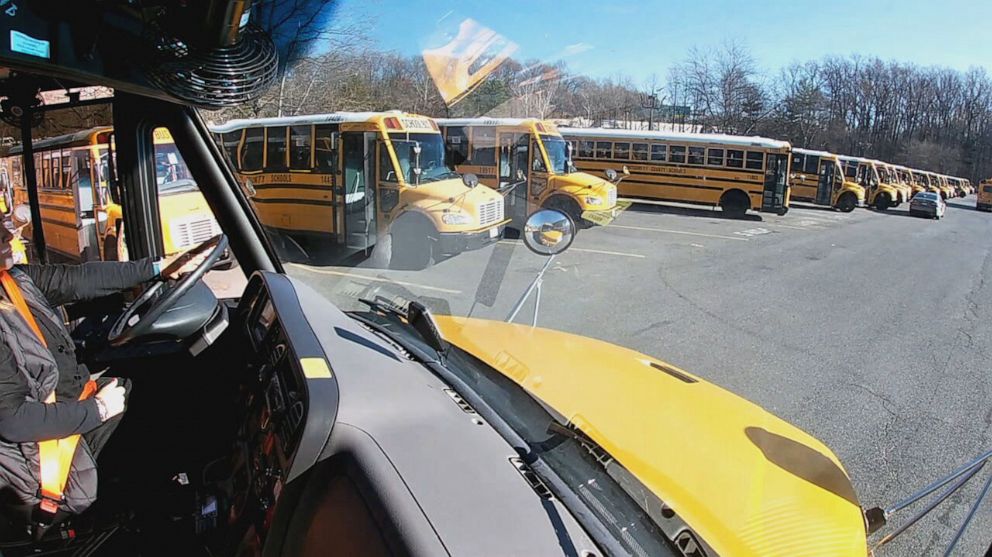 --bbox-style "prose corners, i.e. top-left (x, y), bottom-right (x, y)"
top-left (154, 143), bottom-right (196, 192)
top-left (197, 3), bottom-right (992, 555)
top-left (389, 132), bottom-right (455, 184)
top-left (540, 135), bottom-right (570, 174)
